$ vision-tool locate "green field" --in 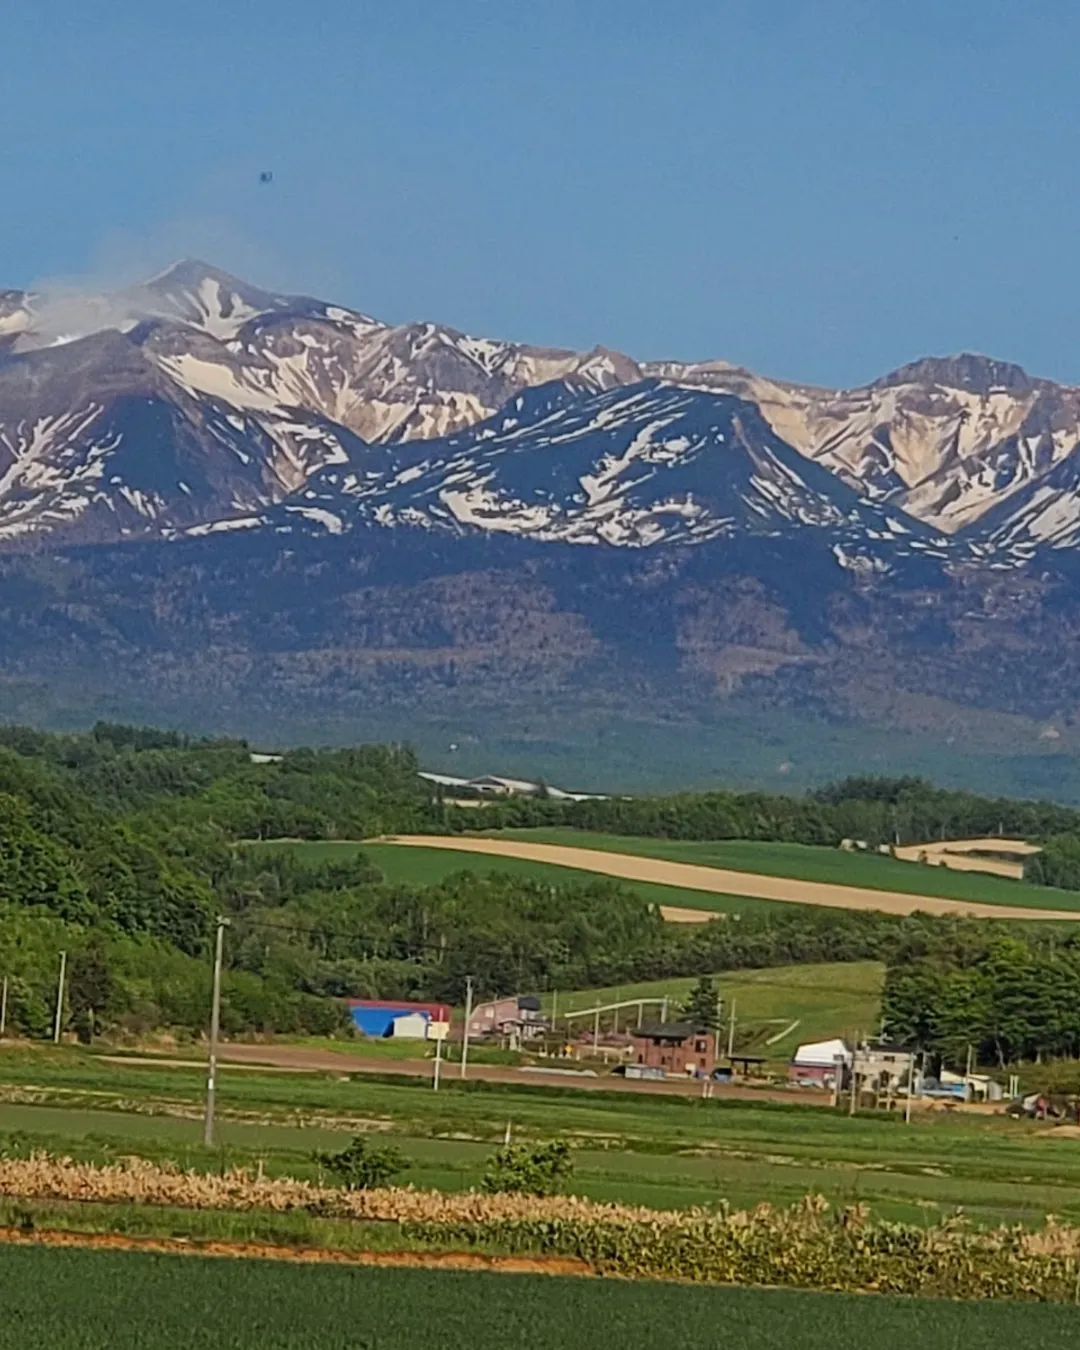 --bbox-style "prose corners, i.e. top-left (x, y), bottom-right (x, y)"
top-left (2, 1247), bottom-right (1079, 1349)
top-left (488, 829), bottom-right (1080, 911)
top-left (259, 840), bottom-right (787, 918)
top-left (549, 961), bottom-right (884, 1058)
top-left (1, 1046), bottom-right (1079, 1227)
top-left (257, 834), bottom-right (1080, 916)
